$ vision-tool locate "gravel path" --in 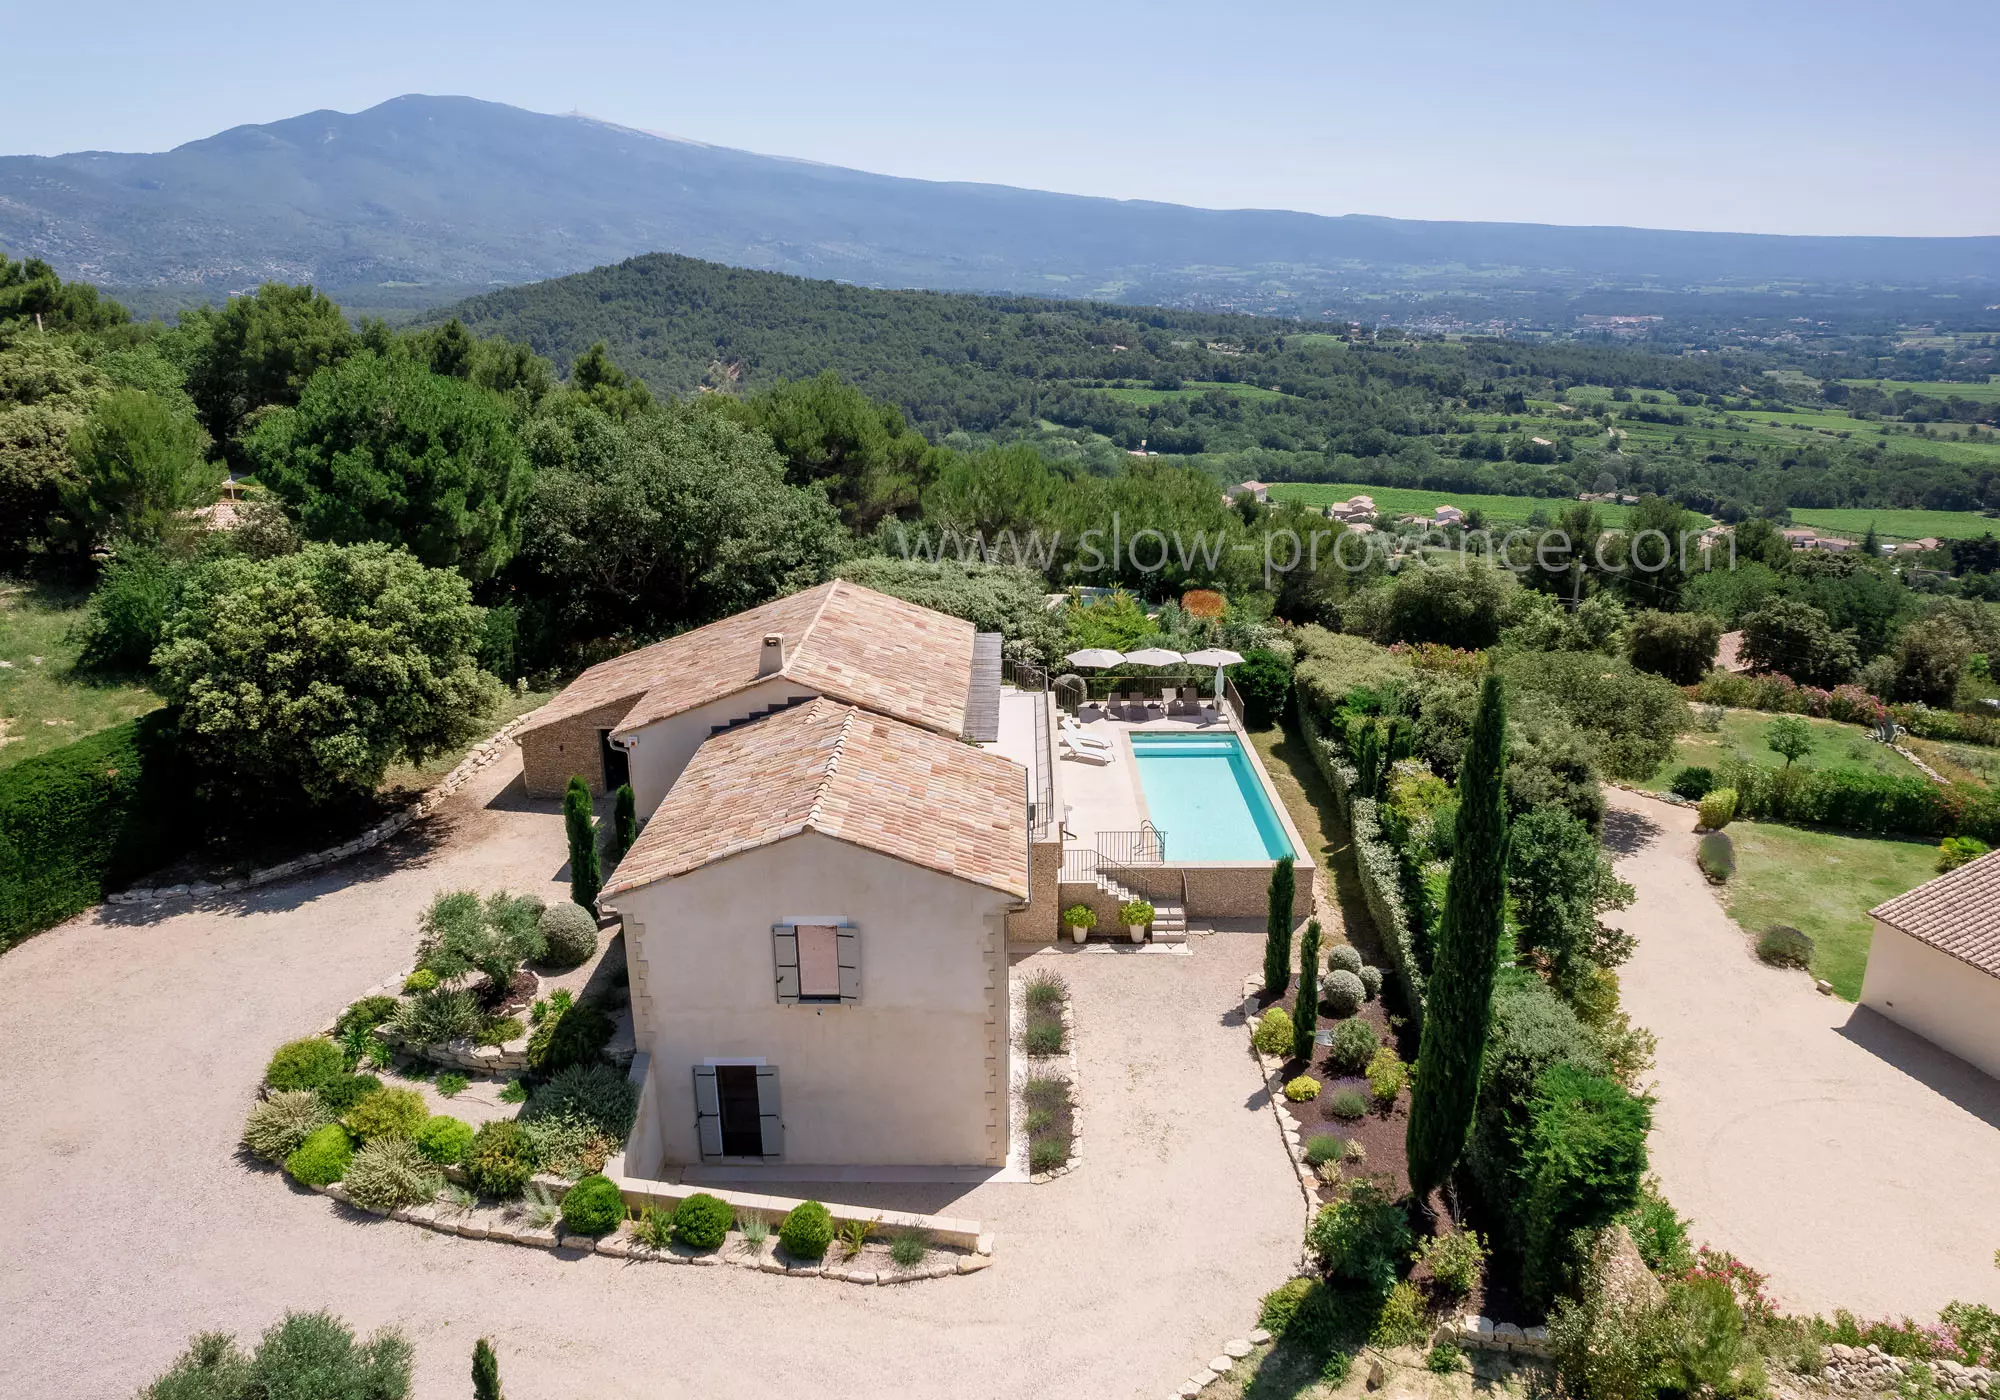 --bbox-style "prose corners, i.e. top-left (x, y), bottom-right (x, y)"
top-left (1604, 787), bottom-right (2000, 1318)
top-left (0, 752), bottom-right (1304, 1399)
